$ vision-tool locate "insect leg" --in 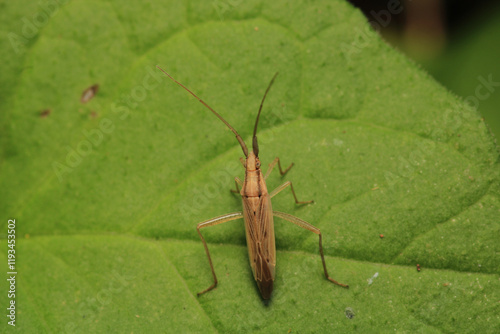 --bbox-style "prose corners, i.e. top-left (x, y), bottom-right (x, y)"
top-left (197, 212), bottom-right (244, 296)
top-left (273, 211), bottom-right (349, 288)
top-left (230, 177), bottom-right (243, 194)
top-left (264, 157), bottom-right (294, 180)
top-left (269, 181), bottom-right (313, 204)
